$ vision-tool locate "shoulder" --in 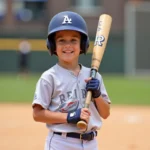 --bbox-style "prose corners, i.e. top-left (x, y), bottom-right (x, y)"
top-left (40, 64), bottom-right (57, 83)
top-left (96, 72), bottom-right (102, 79)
